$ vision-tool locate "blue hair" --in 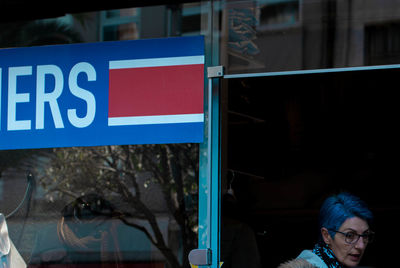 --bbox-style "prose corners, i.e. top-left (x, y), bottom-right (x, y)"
top-left (319, 192), bottom-right (373, 240)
